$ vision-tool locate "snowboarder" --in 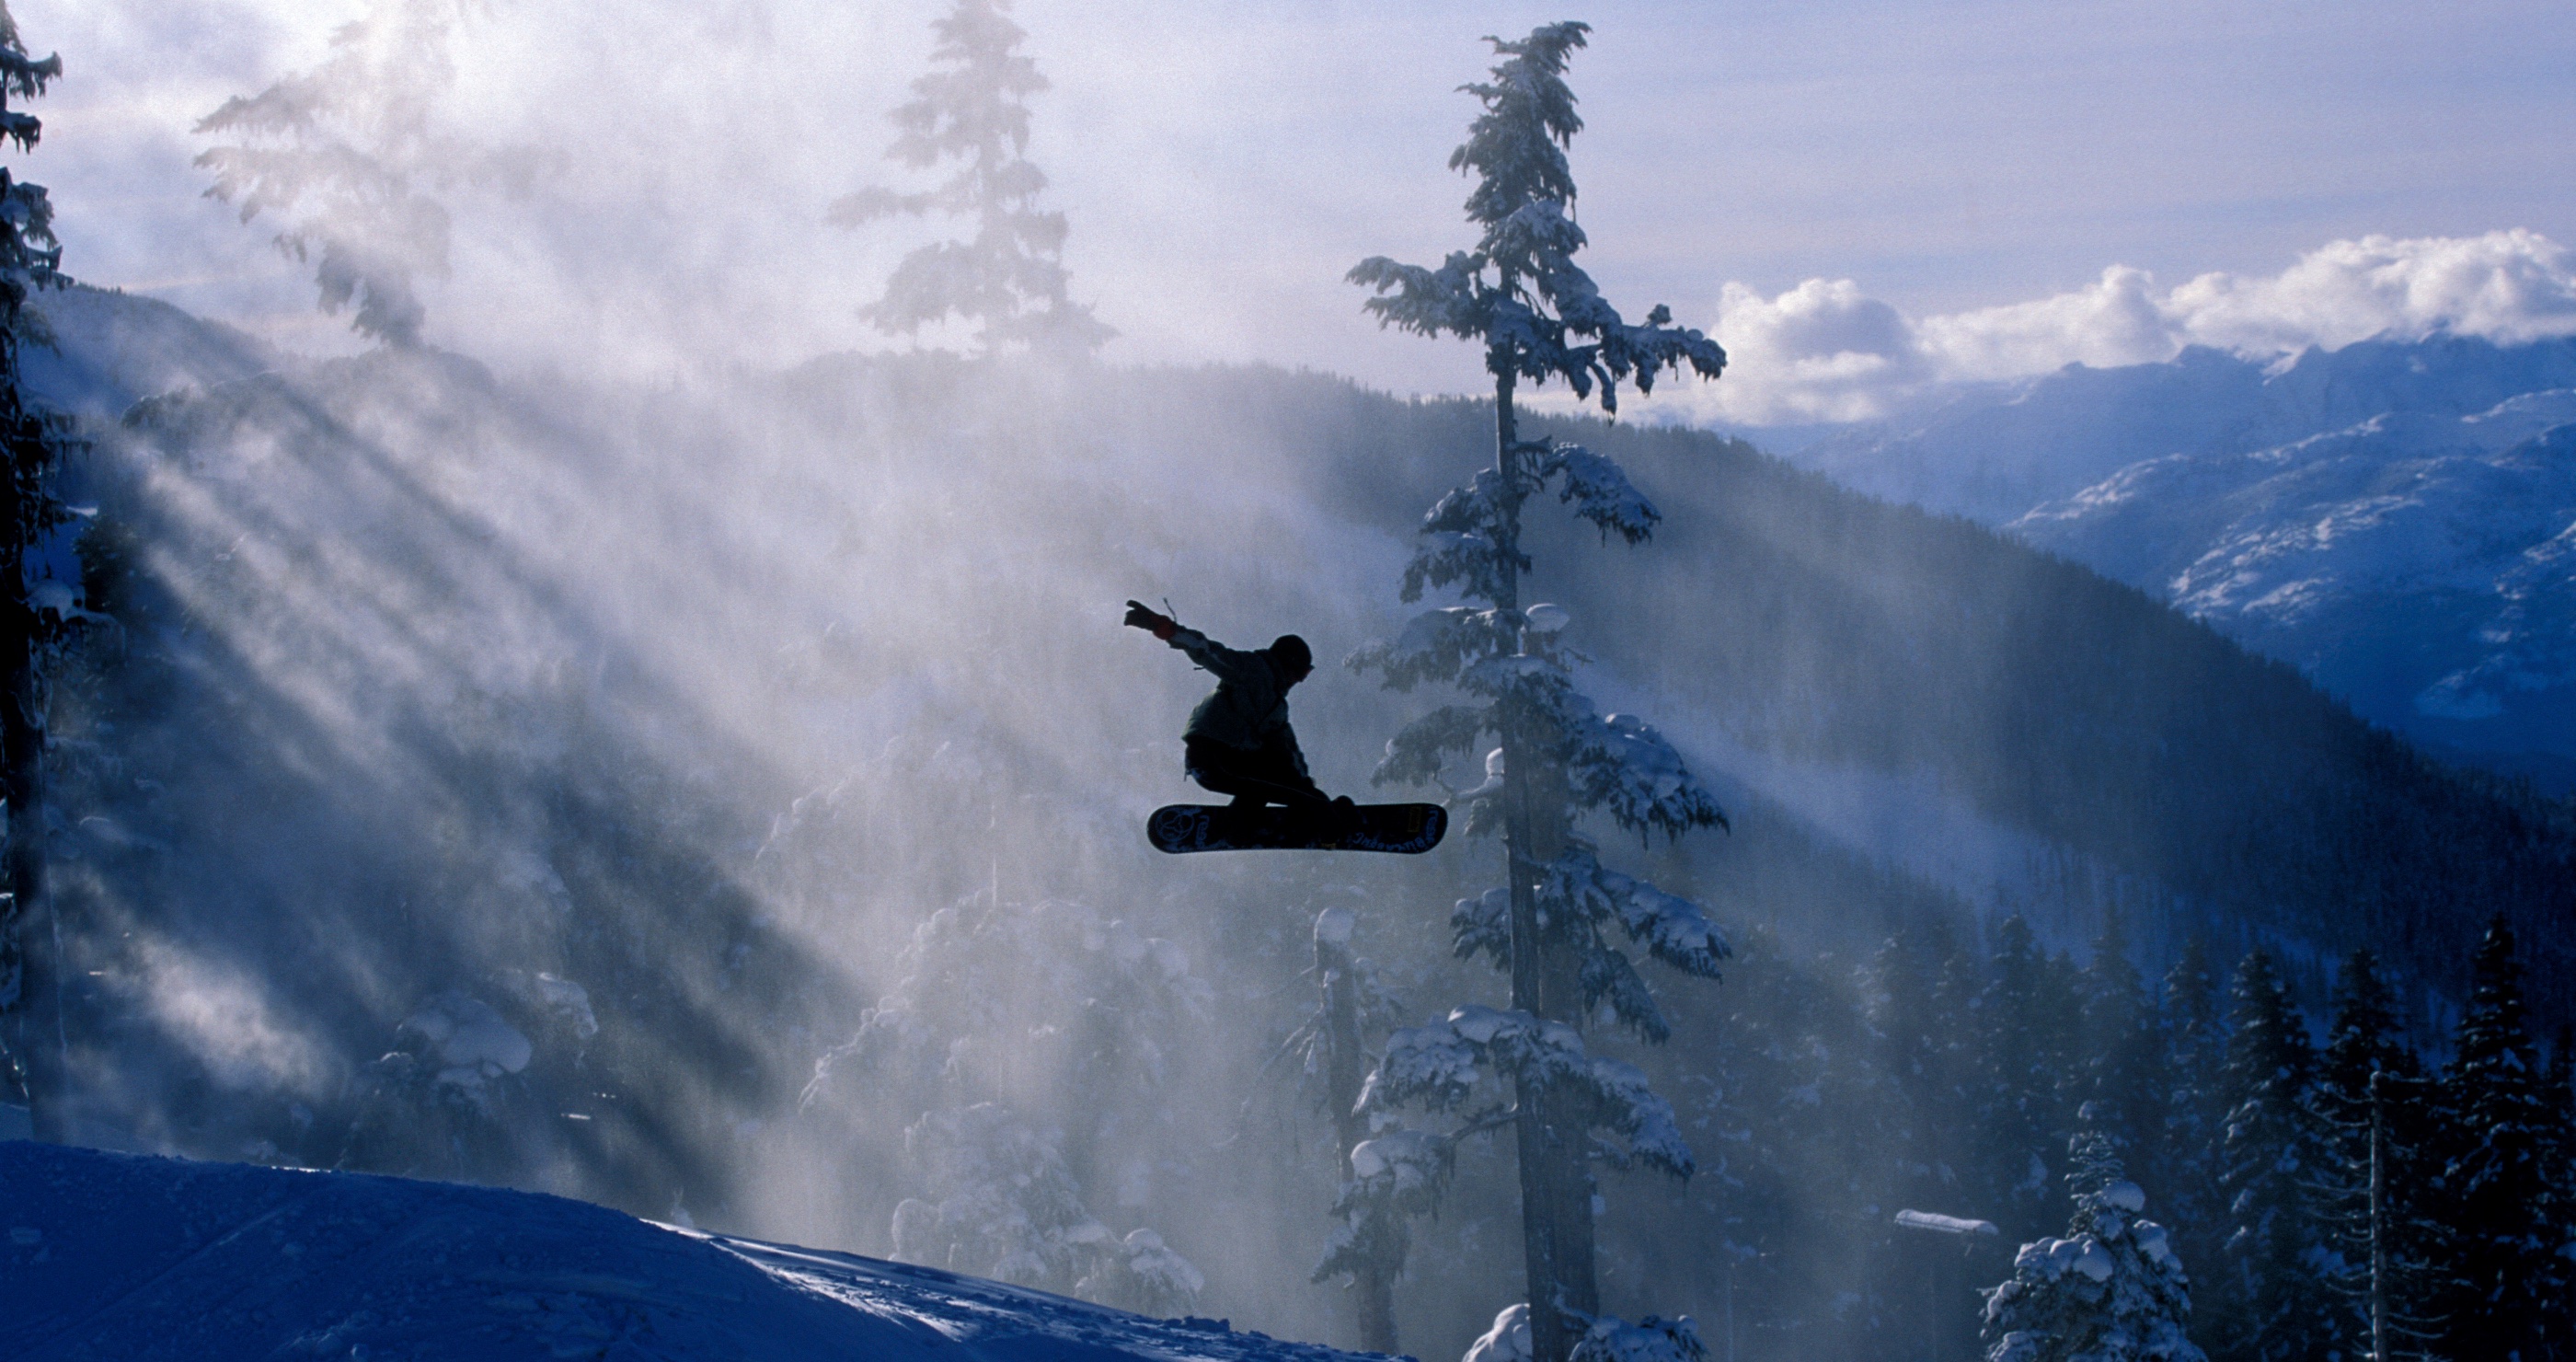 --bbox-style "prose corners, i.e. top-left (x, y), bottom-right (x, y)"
top-left (1122, 600), bottom-right (1347, 813)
